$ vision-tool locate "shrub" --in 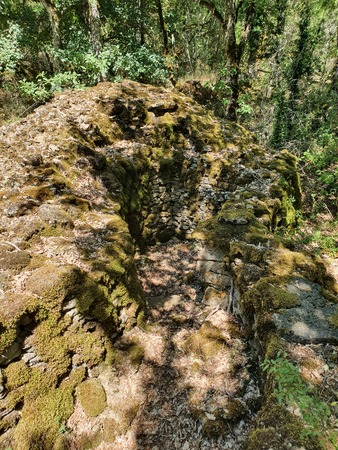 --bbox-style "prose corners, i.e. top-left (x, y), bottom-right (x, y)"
top-left (0, 23), bottom-right (23, 72)
top-left (19, 71), bottom-right (83, 101)
top-left (261, 352), bottom-right (334, 445)
top-left (113, 46), bottom-right (169, 85)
